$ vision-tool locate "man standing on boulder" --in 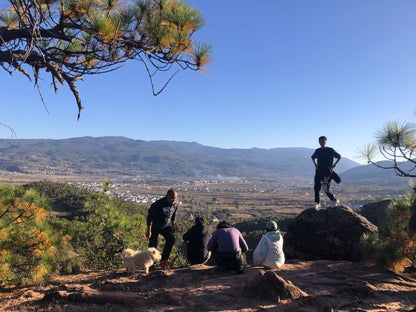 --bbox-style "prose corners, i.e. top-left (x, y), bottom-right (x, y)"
top-left (311, 136), bottom-right (341, 209)
top-left (145, 189), bottom-right (178, 268)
